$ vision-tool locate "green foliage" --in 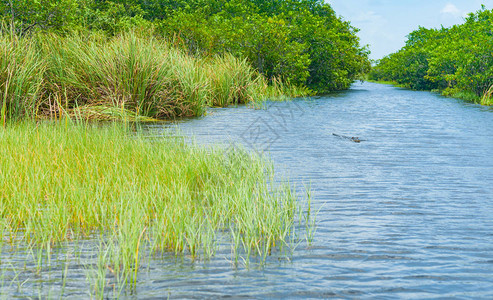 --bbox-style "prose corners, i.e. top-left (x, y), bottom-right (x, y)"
top-left (0, 0), bottom-right (78, 34)
top-left (161, 11), bottom-right (311, 86)
top-left (1, 0), bottom-right (370, 95)
top-left (77, 0), bottom-right (151, 34)
top-left (40, 31), bottom-right (210, 118)
top-left (0, 34), bottom-right (45, 122)
top-left (0, 121), bottom-right (312, 285)
top-left (370, 26), bottom-right (441, 90)
top-left (0, 31), bottom-right (277, 120)
top-left (206, 53), bottom-right (263, 107)
top-left (289, 7), bottom-right (370, 91)
top-left (151, 0), bottom-right (370, 92)
top-left (370, 6), bottom-right (493, 105)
